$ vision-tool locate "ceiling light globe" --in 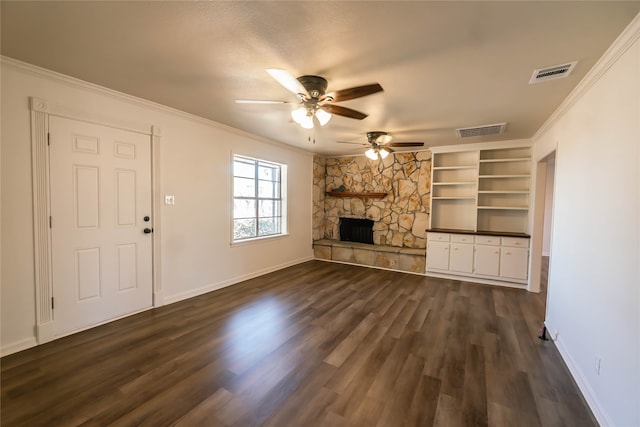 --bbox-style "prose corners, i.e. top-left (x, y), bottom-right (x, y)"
top-left (315, 109), bottom-right (332, 126)
top-left (291, 107), bottom-right (307, 124)
top-left (379, 148), bottom-right (390, 159)
top-left (300, 115), bottom-right (314, 129)
top-left (365, 148), bottom-right (378, 160)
